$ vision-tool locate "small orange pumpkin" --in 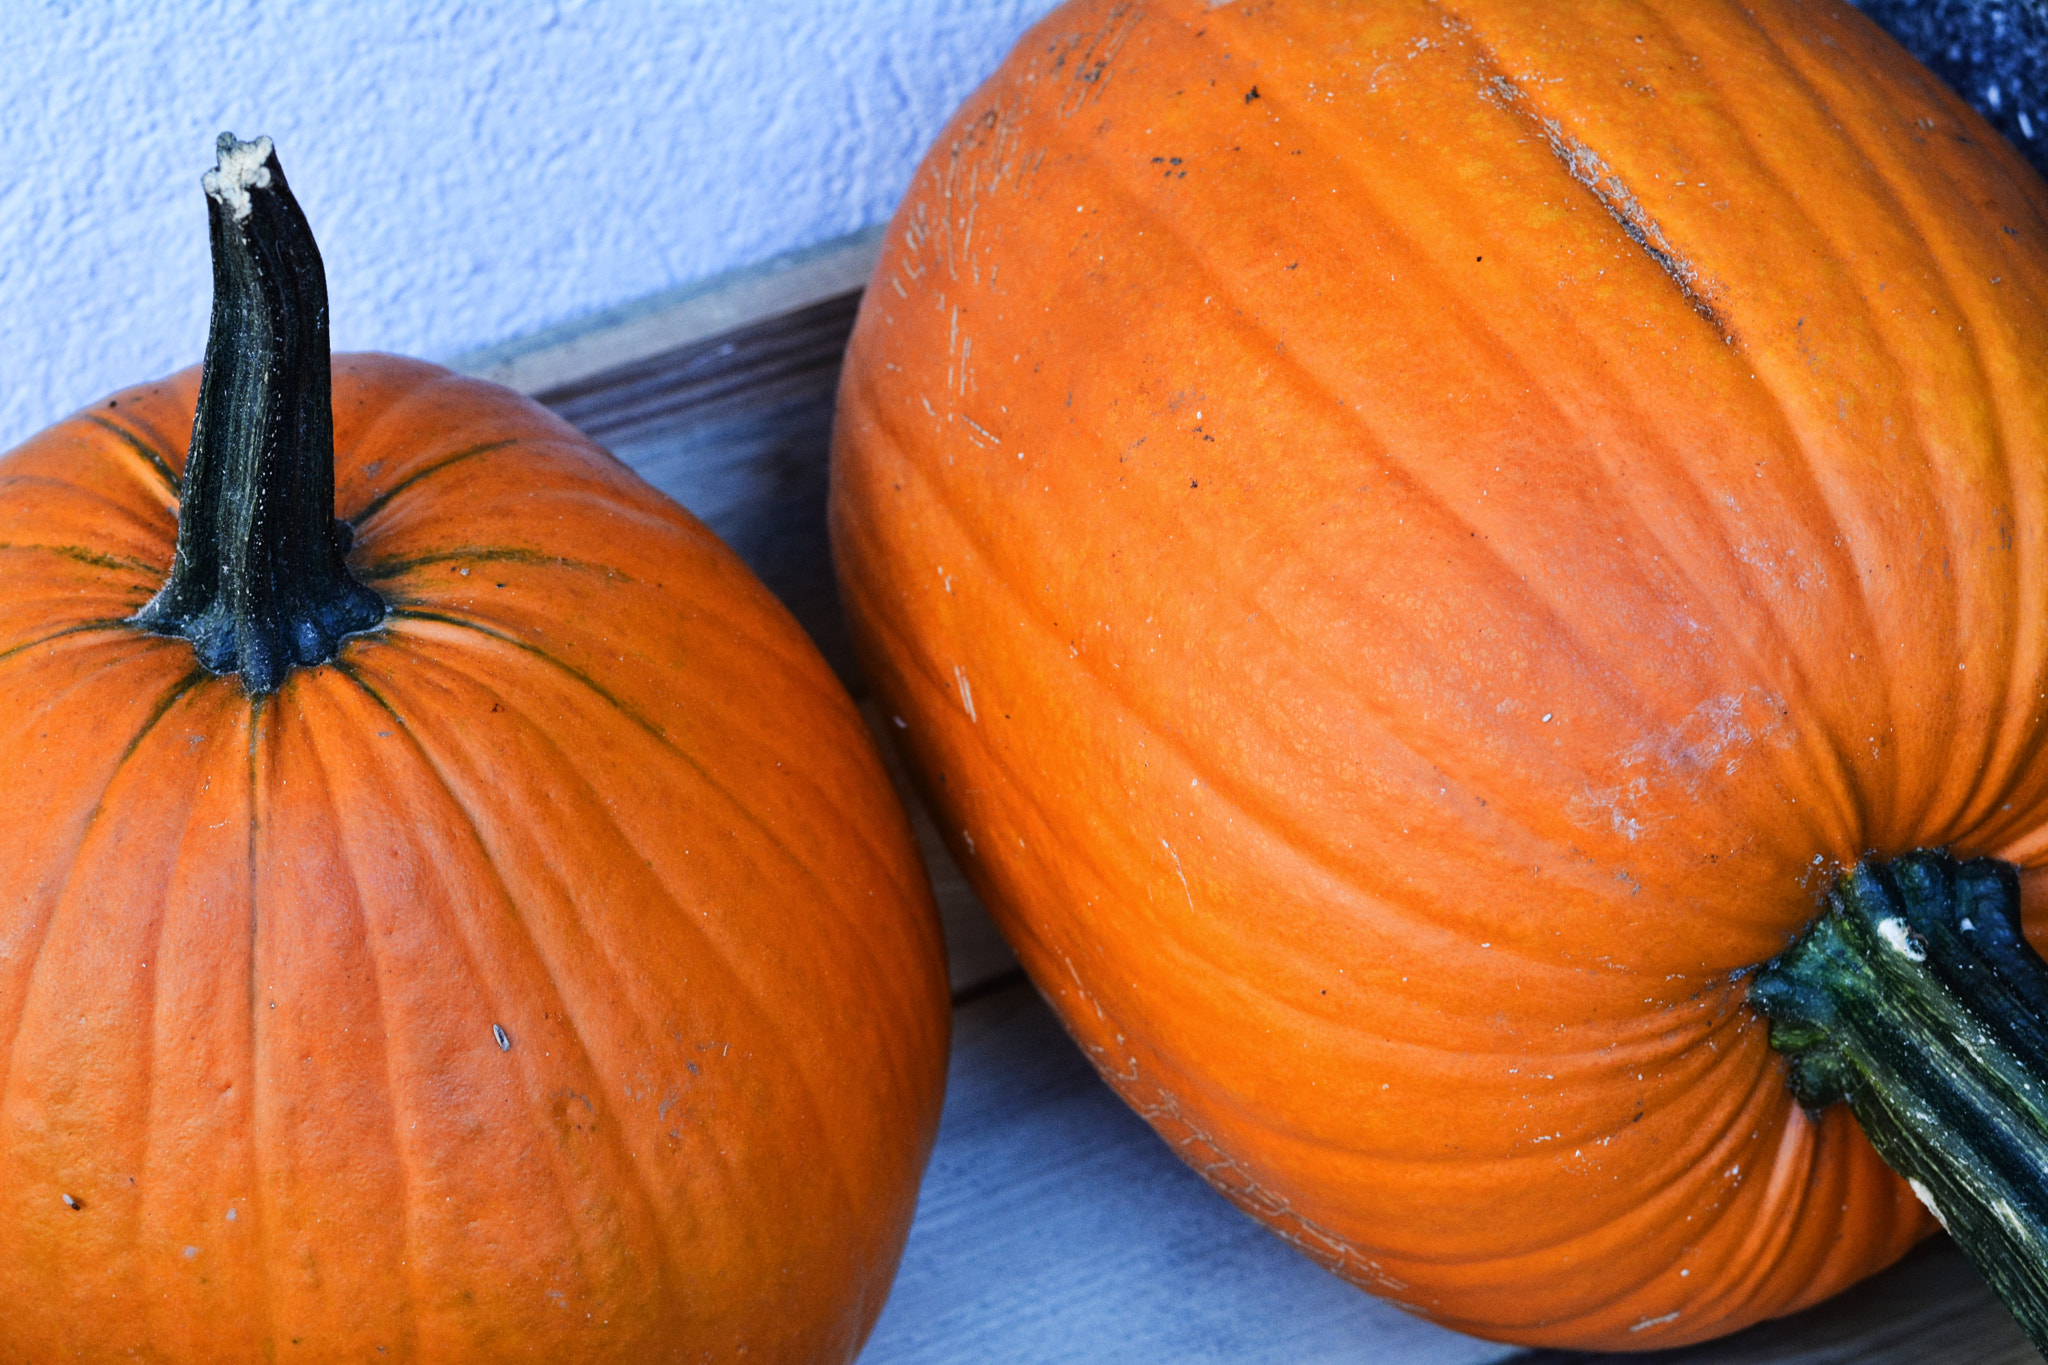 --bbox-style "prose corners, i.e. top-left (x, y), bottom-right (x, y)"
top-left (832, 0), bottom-right (2048, 1349)
top-left (0, 137), bottom-right (948, 1362)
